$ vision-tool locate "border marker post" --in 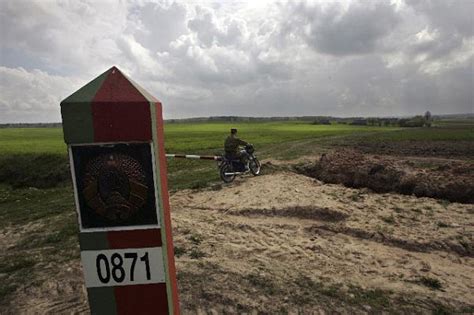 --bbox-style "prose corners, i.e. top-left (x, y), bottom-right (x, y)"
top-left (60, 66), bottom-right (179, 314)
